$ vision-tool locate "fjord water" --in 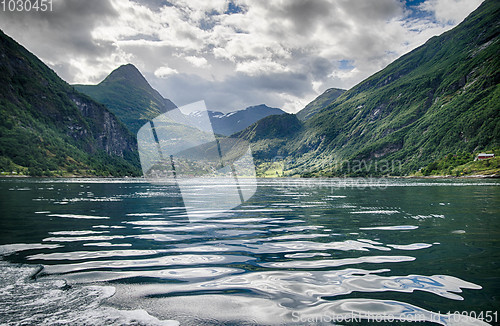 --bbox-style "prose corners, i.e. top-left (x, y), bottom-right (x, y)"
top-left (0, 178), bottom-right (499, 325)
